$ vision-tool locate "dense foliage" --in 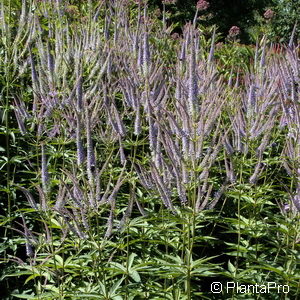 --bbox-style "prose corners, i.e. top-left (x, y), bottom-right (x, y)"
top-left (155, 0), bottom-right (273, 43)
top-left (1, 0), bottom-right (300, 299)
top-left (61, 0), bottom-right (299, 43)
top-left (149, 0), bottom-right (299, 44)
top-left (266, 0), bottom-right (300, 43)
